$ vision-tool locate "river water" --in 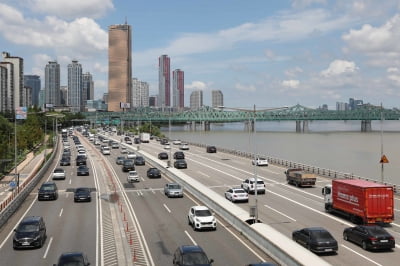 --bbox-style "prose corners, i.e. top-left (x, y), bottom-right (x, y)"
top-left (162, 120), bottom-right (400, 186)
